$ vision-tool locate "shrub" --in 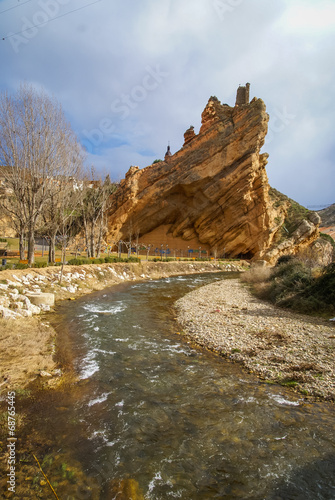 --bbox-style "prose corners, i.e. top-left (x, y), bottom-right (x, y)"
top-left (90, 258), bottom-right (105, 264)
top-left (260, 260), bottom-right (335, 316)
top-left (0, 264), bottom-right (14, 271)
top-left (125, 256), bottom-right (140, 263)
top-left (67, 256), bottom-right (141, 265)
top-left (32, 261), bottom-right (48, 268)
top-left (275, 254), bottom-right (295, 266)
top-left (104, 256), bottom-right (122, 263)
top-left (67, 258), bottom-right (91, 266)
top-left (303, 263), bottom-right (335, 308)
top-left (14, 262), bottom-right (29, 270)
